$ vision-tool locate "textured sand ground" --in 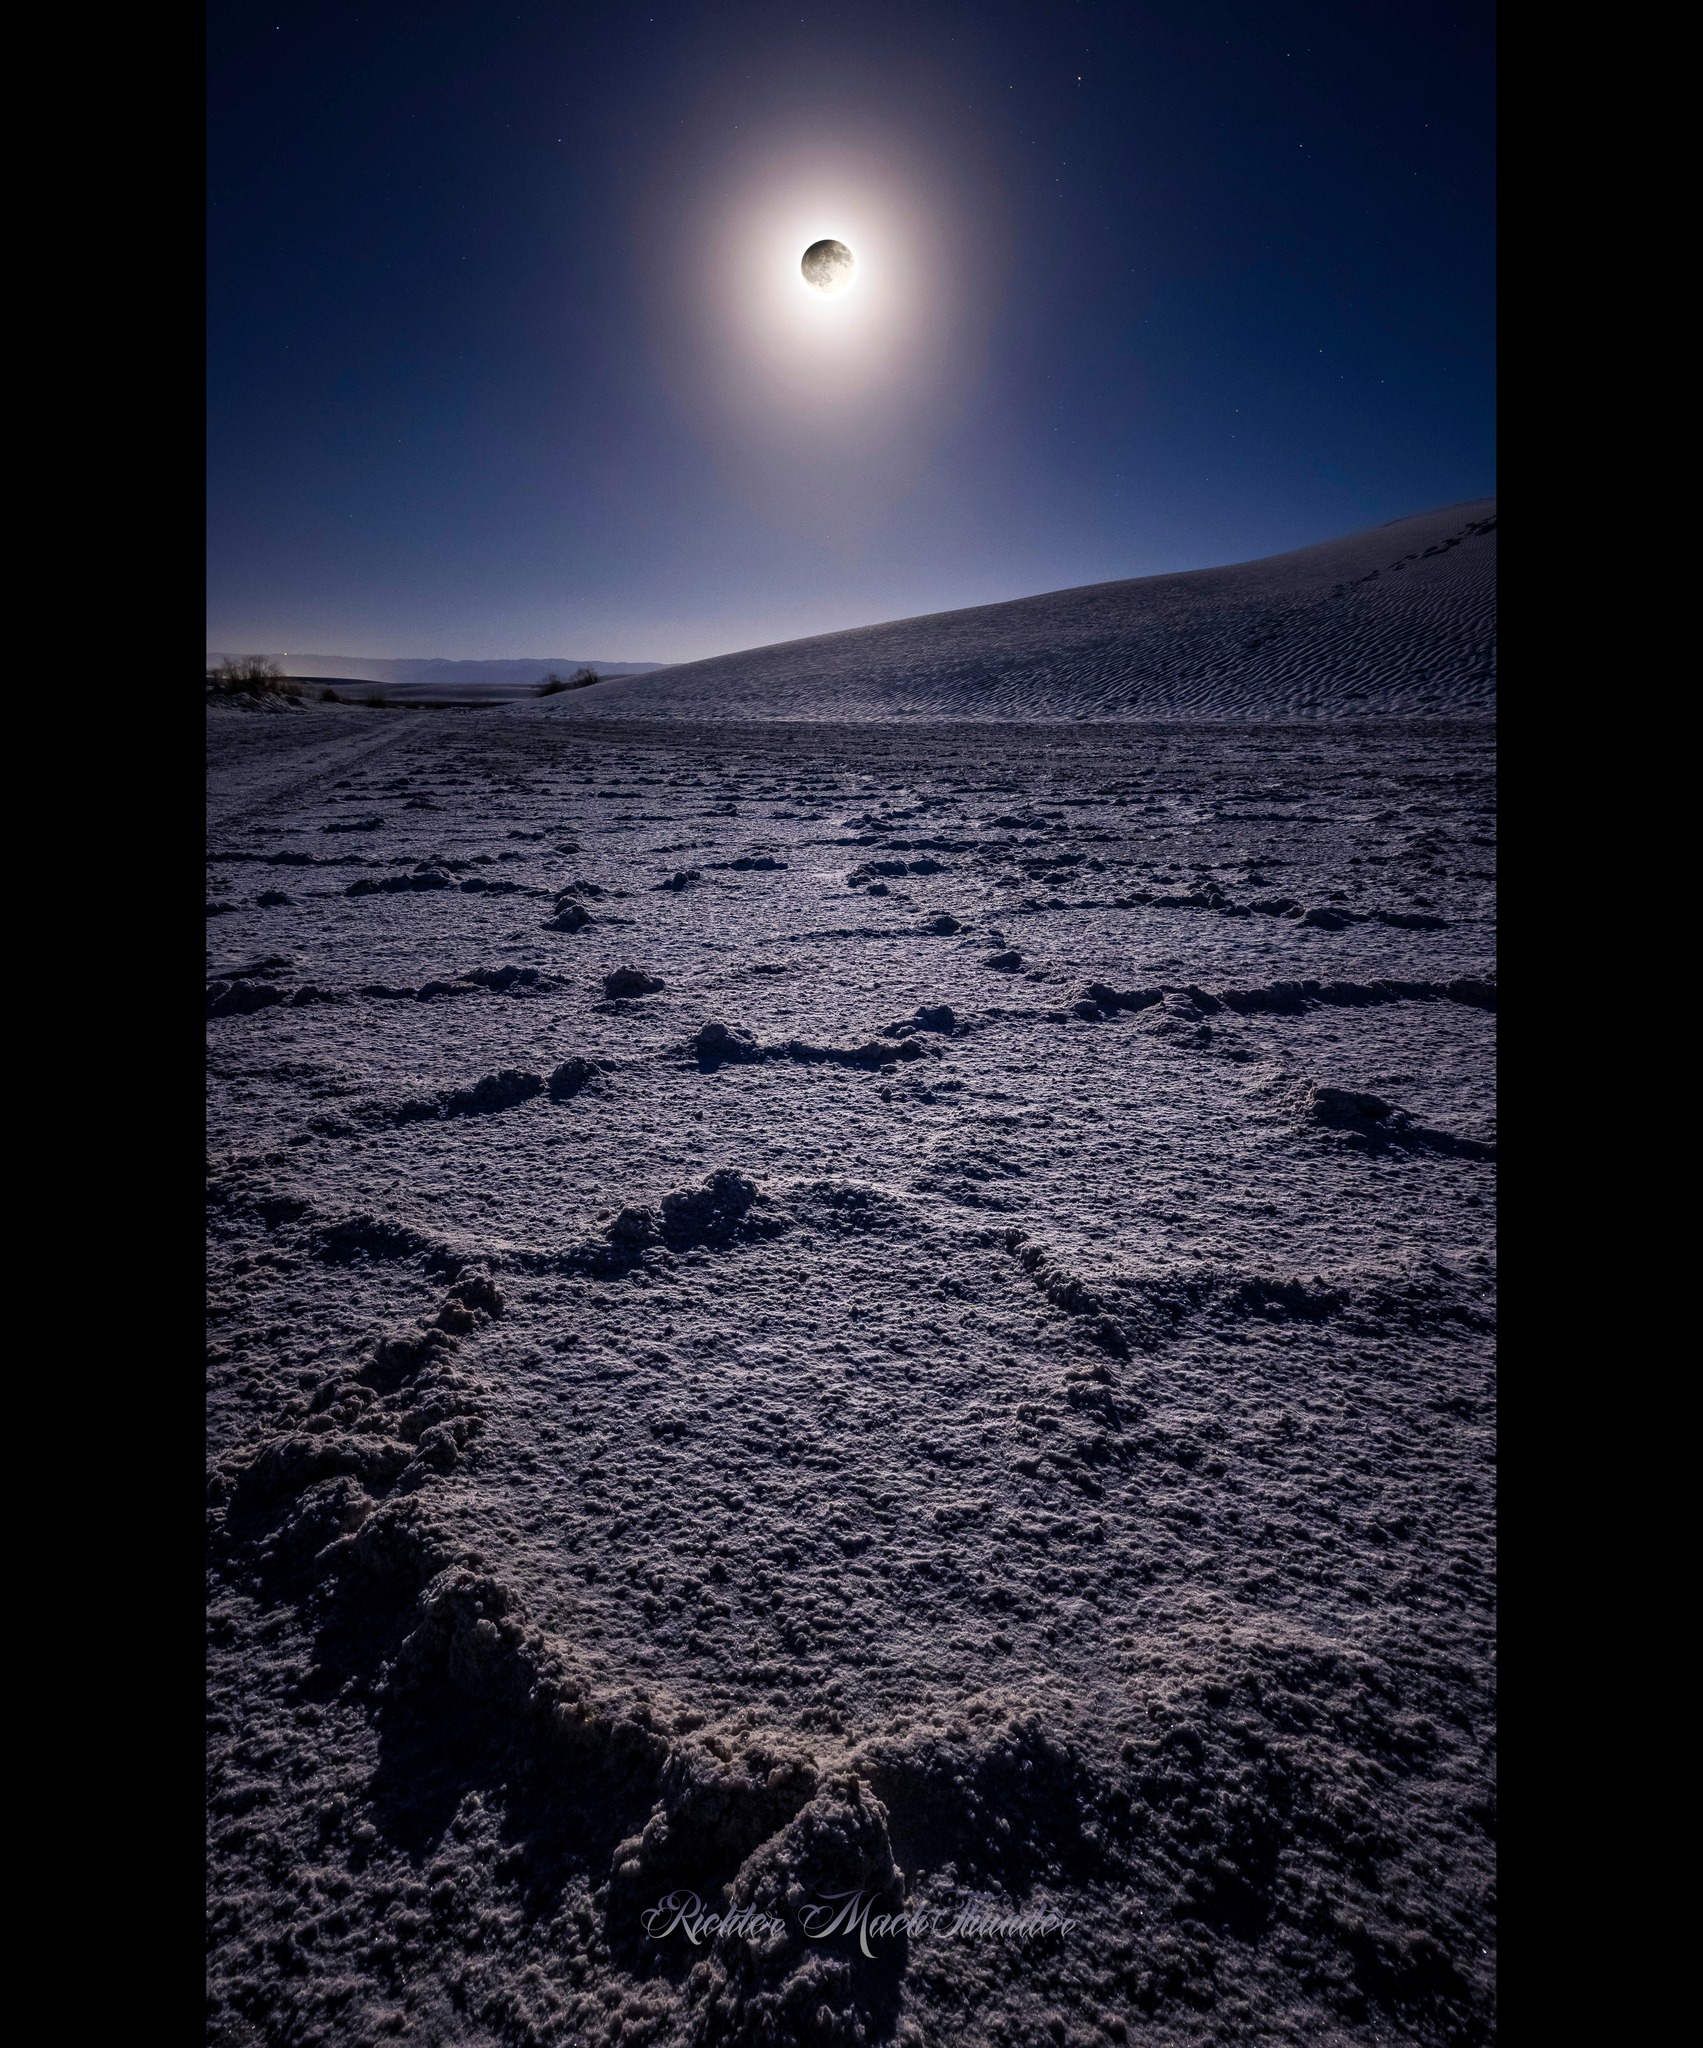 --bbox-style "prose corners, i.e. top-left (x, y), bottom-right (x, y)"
top-left (208, 695), bottom-right (1495, 2048)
